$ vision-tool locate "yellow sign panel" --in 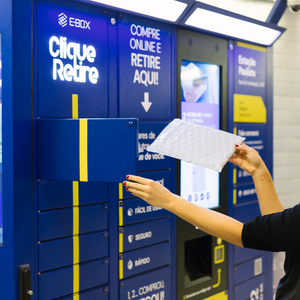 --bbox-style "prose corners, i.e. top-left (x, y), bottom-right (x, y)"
top-left (234, 94), bottom-right (266, 123)
top-left (203, 291), bottom-right (228, 300)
